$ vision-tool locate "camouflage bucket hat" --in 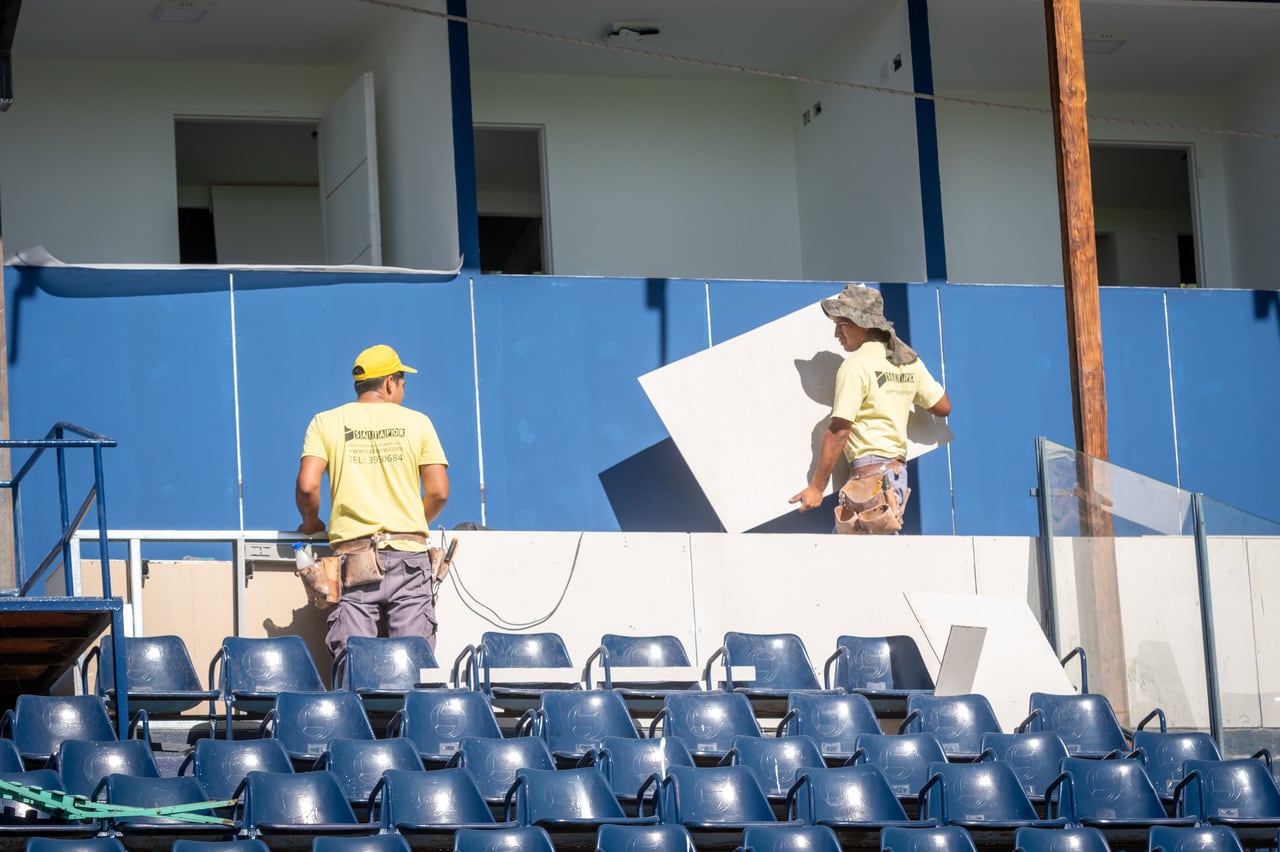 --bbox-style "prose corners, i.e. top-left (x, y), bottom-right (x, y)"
top-left (820, 285), bottom-right (895, 333)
